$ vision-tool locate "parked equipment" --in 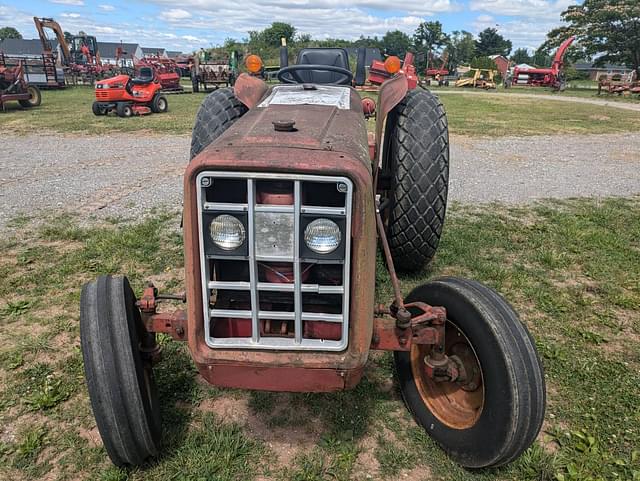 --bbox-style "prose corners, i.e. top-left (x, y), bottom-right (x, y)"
top-left (368, 52), bottom-right (418, 89)
top-left (191, 51), bottom-right (238, 93)
top-left (597, 71), bottom-right (639, 96)
top-left (455, 68), bottom-right (497, 89)
top-left (33, 16), bottom-right (113, 84)
top-left (137, 56), bottom-right (183, 92)
top-left (80, 43), bottom-right (545, 471)
top-left (0, 61), bottom-right (42, 110)
top-left (92, 66), bottom-right (168, 117)
top-left (425, 51), bottom-right (450, 86)
top-left (508, 36), bottom-right (575, 91)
